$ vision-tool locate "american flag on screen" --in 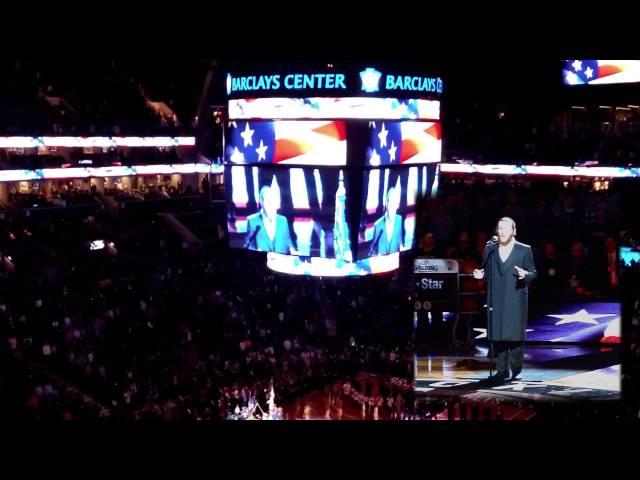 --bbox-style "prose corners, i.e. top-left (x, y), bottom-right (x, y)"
top-left (563, 60), bottom-right (640, 85)
top-left (226, 120), bottom-right (346, 165)
top-left (367, 121), bottom-right (442, 165)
